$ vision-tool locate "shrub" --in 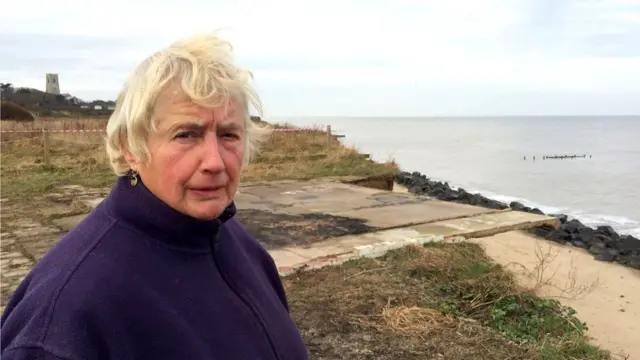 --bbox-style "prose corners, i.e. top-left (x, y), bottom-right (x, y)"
top-left (1, 101), bottom-right (35, 121)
